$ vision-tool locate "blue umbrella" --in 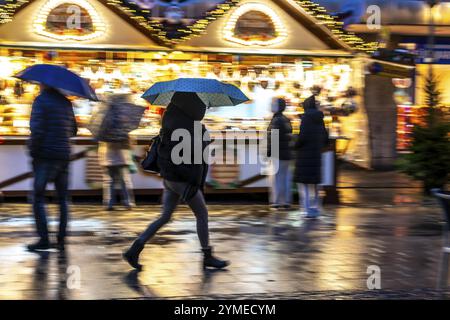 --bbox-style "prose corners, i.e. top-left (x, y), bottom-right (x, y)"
top-left (14, 64), bottom-right (98, 101)
top-left (142, 78), bottom-right (249, 107)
